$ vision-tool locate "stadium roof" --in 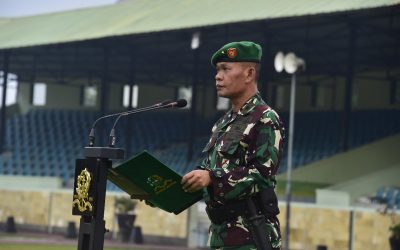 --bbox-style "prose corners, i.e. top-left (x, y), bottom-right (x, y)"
top-left (0, 0), bottom-right (399, 50)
